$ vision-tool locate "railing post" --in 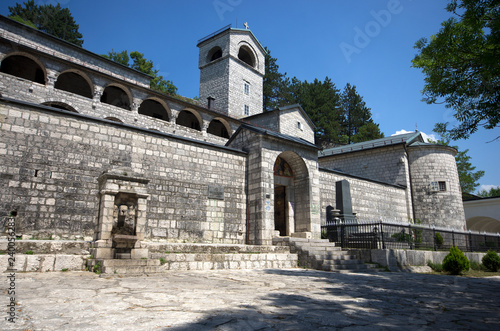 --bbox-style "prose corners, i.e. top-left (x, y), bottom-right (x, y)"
top-left (340, 220), bottom-right (344, 249)
top-left (432, 225), bottom-right (436, 251)
top-left (408, 222), bottom-right (413, 250)
top-left (379, 220), bottom-right (385, 250)
top-left (497, 233), bottom-right (500, 252)
top-left (469, 230), bottom-right (473, 252)
top-left (484, 232), bottom-right (487, 251)
top-left (452, 229), bottom-right (455, 247)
